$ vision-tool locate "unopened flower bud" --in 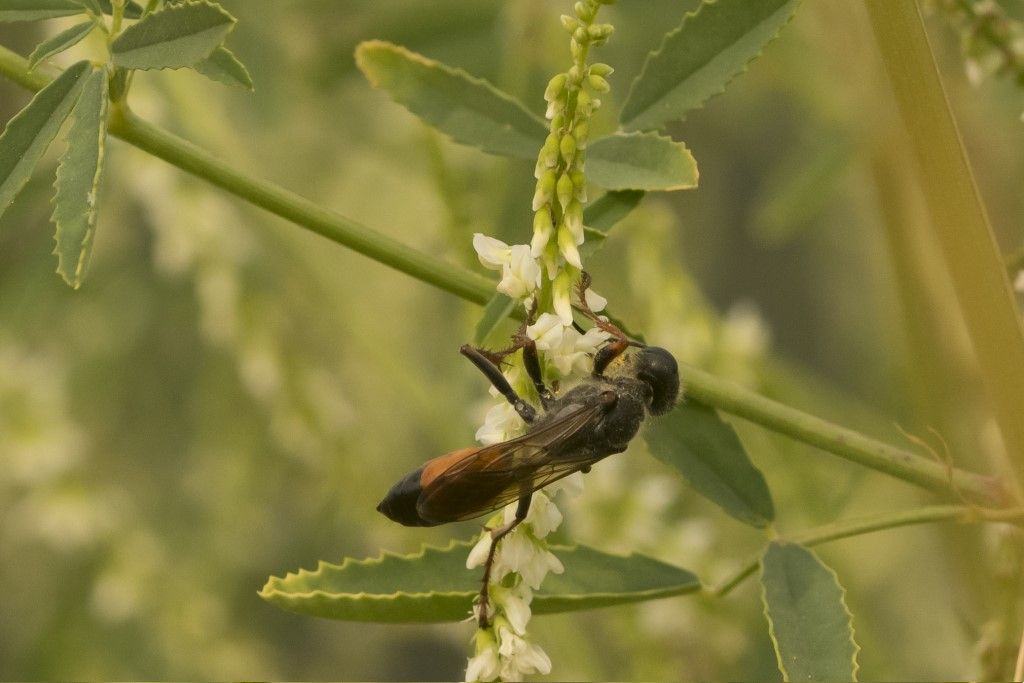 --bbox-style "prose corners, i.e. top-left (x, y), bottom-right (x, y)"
top-left (574, 1), bottom-right (595, 22)
top-left (560, 14), bottom-right (579, 32)
top-left (588, 23), bottom-right (614, 40)
top-left (558, 226), bottom-right (583, 269)
top-left (576, 90), bottom-right (593, 115)
top-left (563, 200), bottom-right (584, 242)
top-left (540, 134), bottom-right (560, 168)
top-left (559, 134), bottom-right (576, 164)
top-left (572, 120), bottom-right (589, 147)
top-left (533, 170), bottom-right (556, 210)
top-left (589, 63), bottom-right (614, 77)
top-left (544, 73), bottom-right (567, 102)
top-left (570, 170), bottom-right (587, 201)
top-left (556, 172), bottom-right (574, 210)
top-left (573, 26), bottom-right (588, 44)
top-left (588, 74), bottom-right (610, 93)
